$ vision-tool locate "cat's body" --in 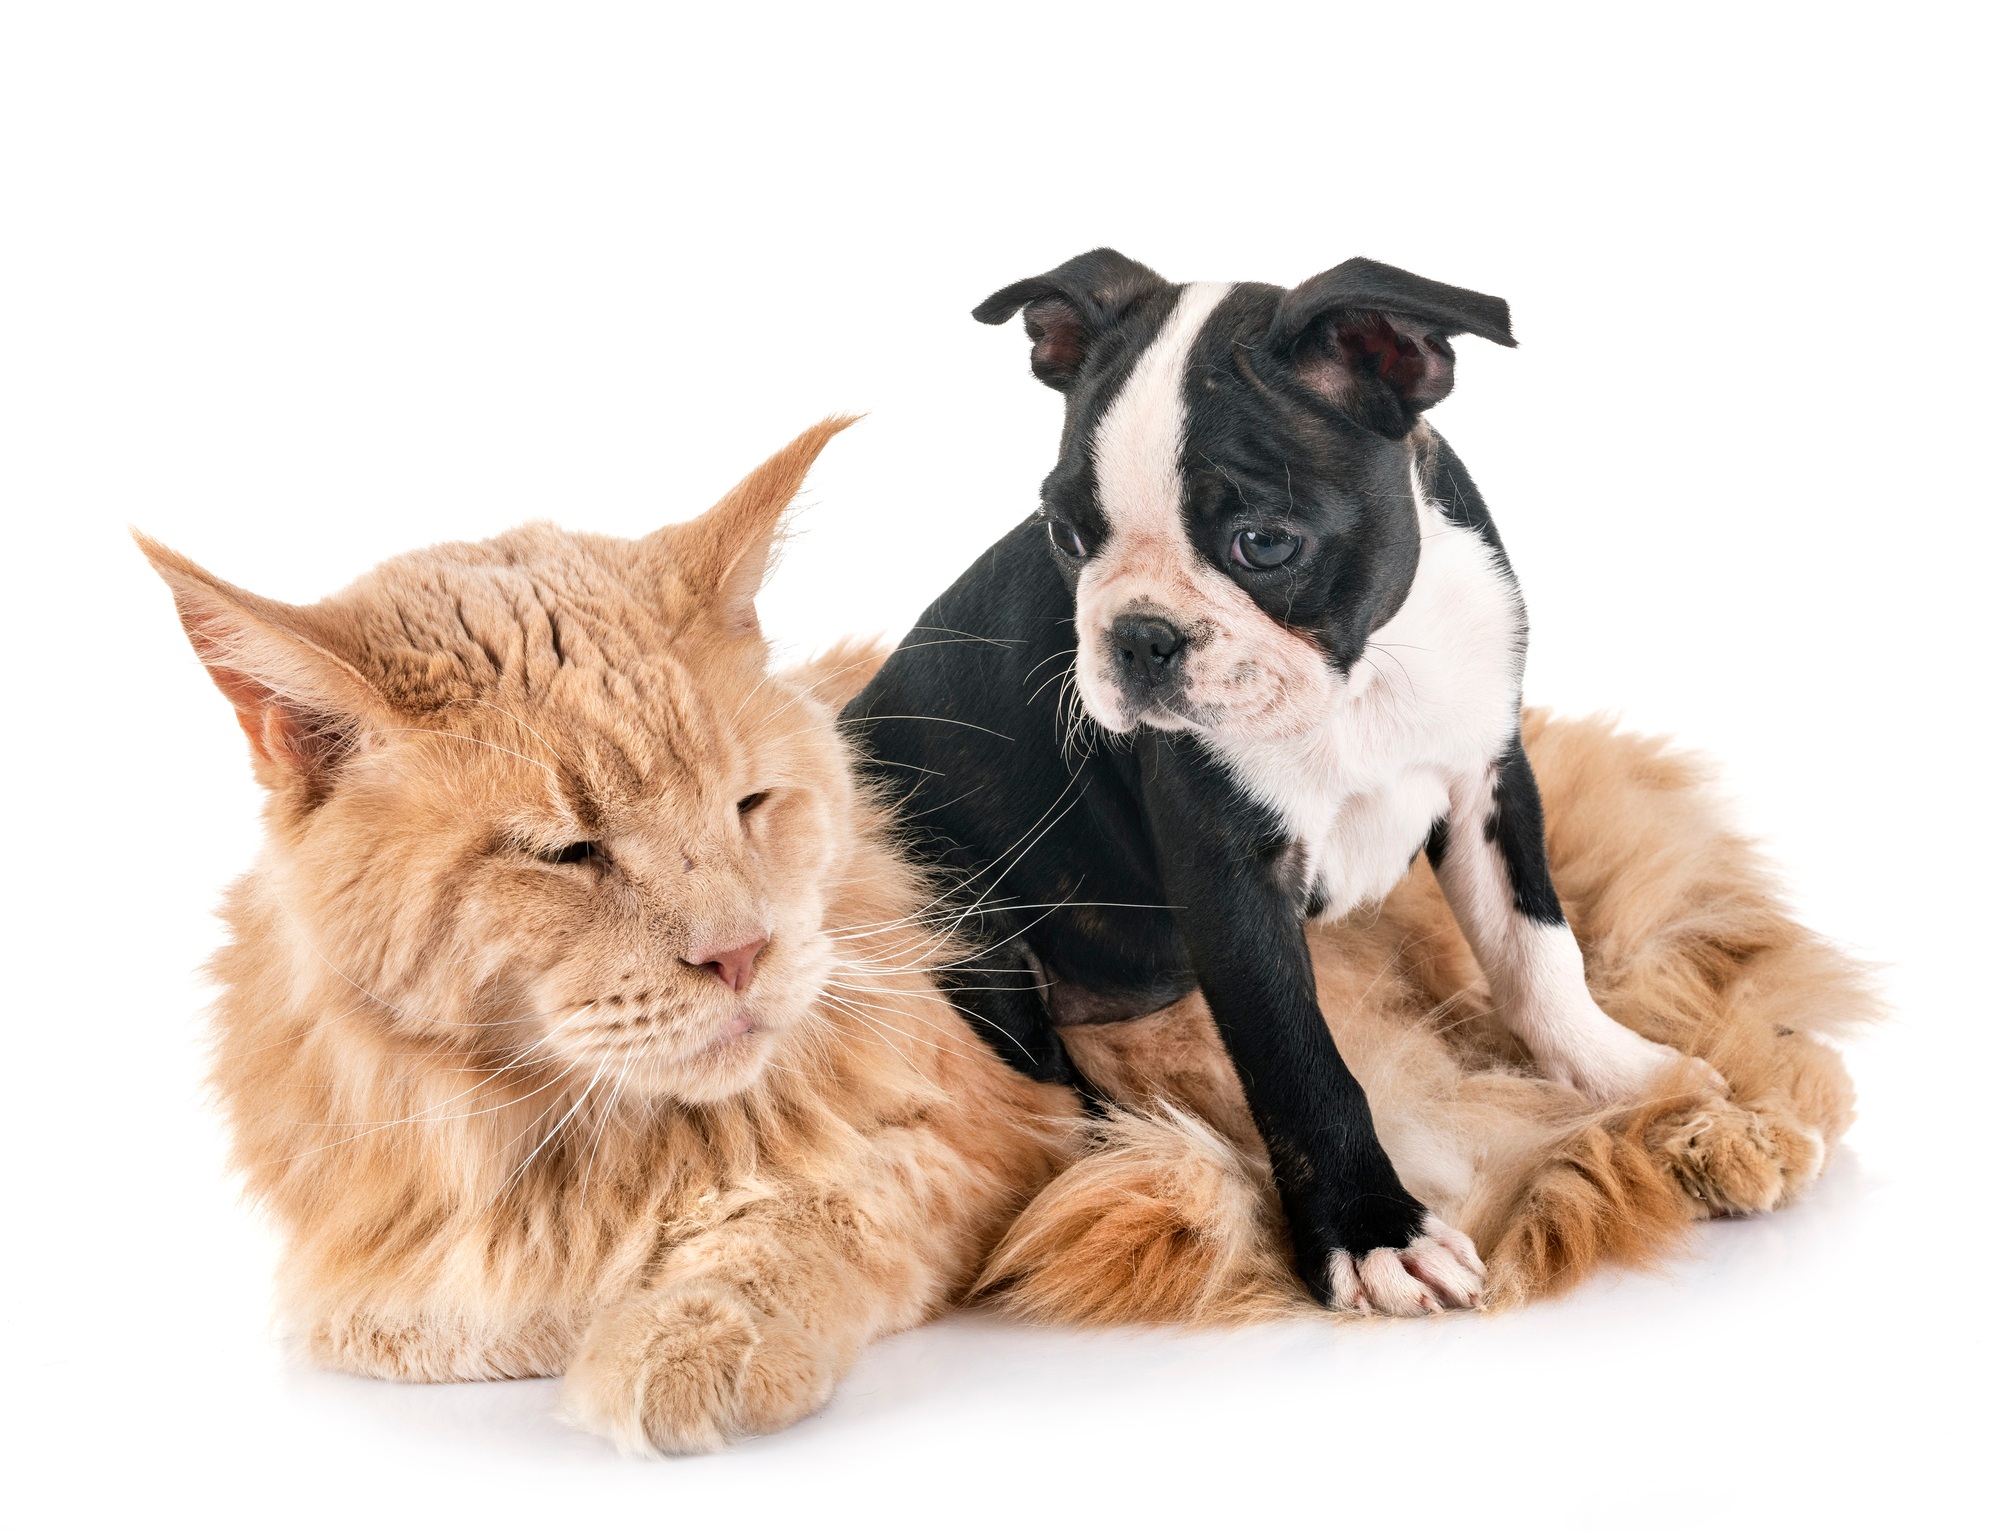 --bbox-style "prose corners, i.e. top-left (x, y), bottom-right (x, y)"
top-left (206, 681), bottom-right (1067, 1415)
top-left (144, 421), bottom-right (1872, 1453)
top-left (147, 421), bottom-right (1075, 1451)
